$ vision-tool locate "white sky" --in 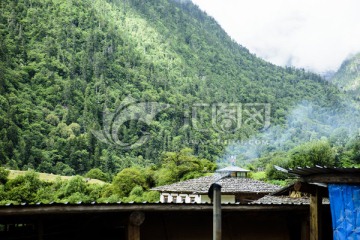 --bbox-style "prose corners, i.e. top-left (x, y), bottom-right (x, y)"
top-left (192, 0), bottom-right (360, 74)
